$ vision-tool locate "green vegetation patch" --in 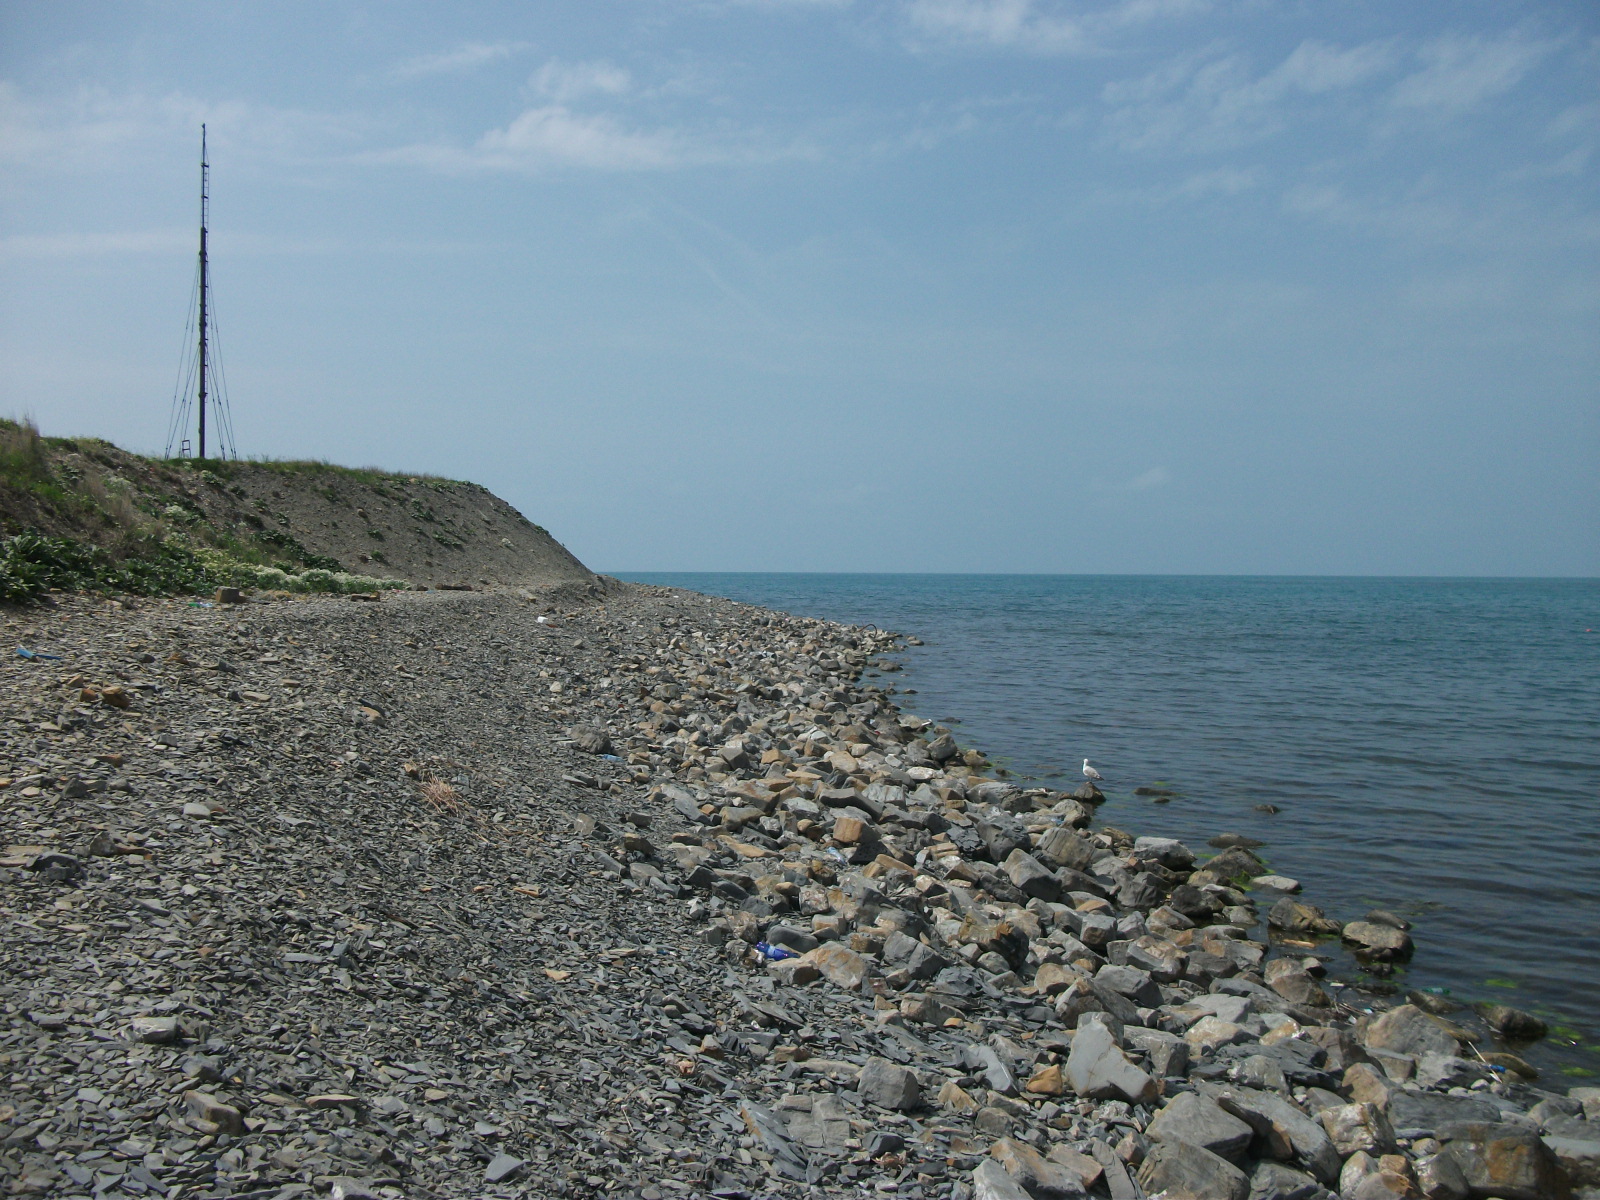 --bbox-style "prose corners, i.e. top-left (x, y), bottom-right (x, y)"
top-left (0, 529), bottom-right (405, 604)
